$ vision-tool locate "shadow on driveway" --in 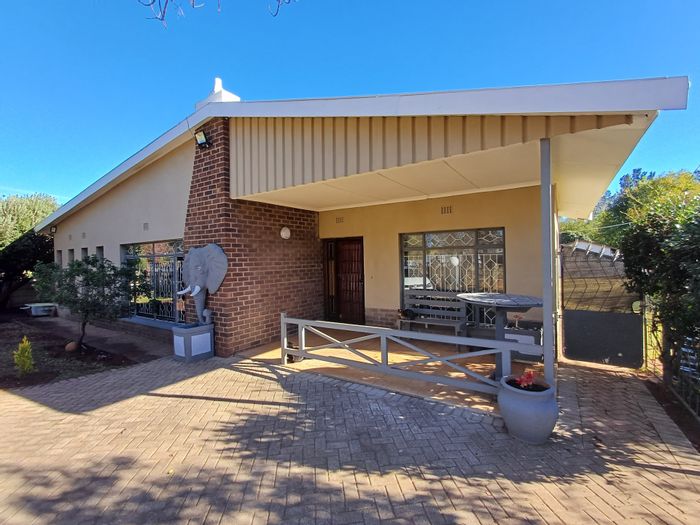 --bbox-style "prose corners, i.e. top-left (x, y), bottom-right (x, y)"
top-left (1, 357), bottom-right (699, 523)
